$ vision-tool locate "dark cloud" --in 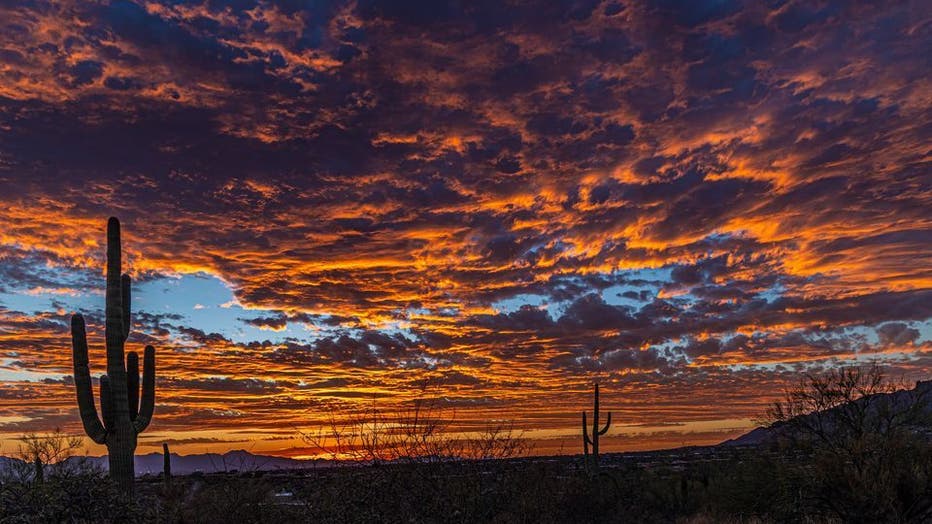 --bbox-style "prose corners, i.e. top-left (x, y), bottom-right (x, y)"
top-left (166, 377), bottom-right (285, 394)
top-left (876, 323), bottom-right (921, 347)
